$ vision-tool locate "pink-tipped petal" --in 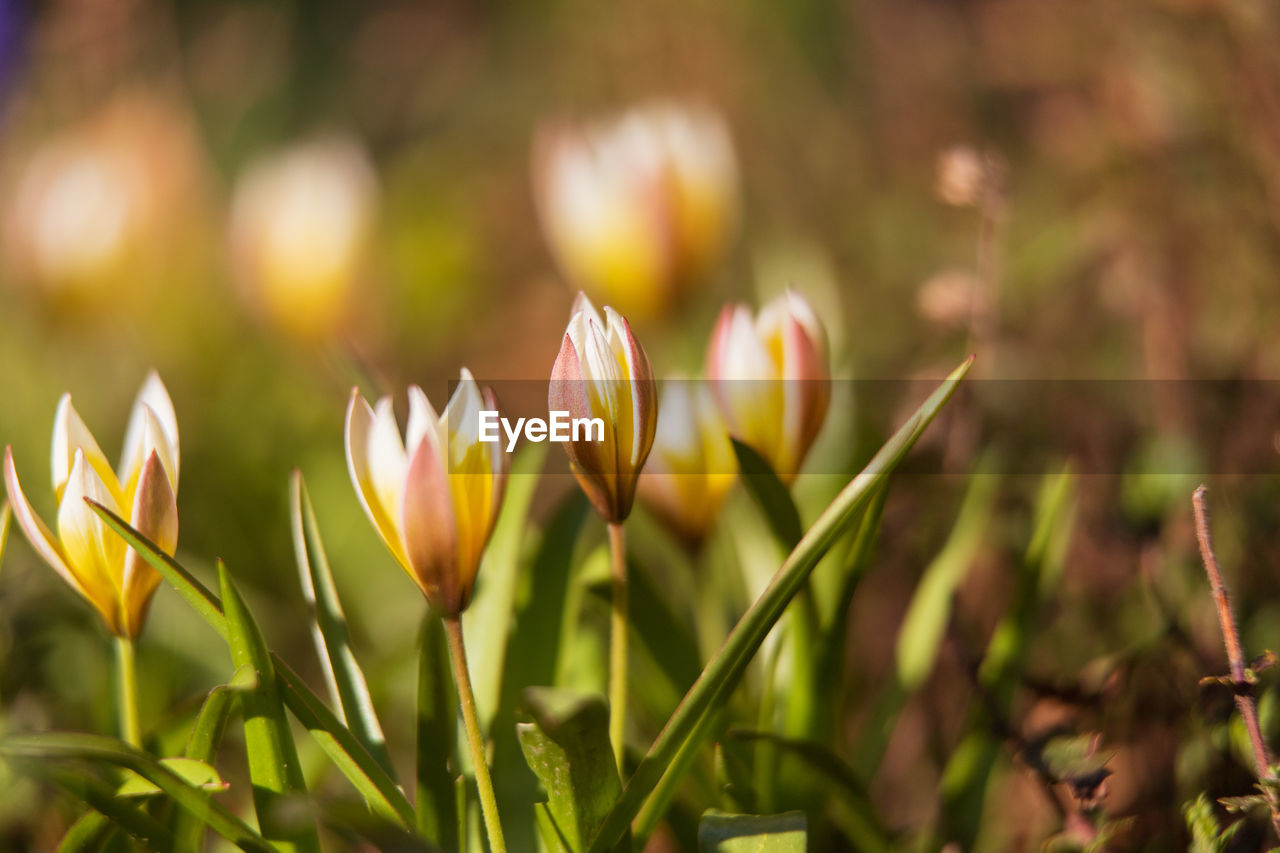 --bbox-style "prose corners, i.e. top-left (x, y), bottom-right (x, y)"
top-left (402, 436), bottom-right (462, 614)
top-left (121, 451), bottom-right (178, 638)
